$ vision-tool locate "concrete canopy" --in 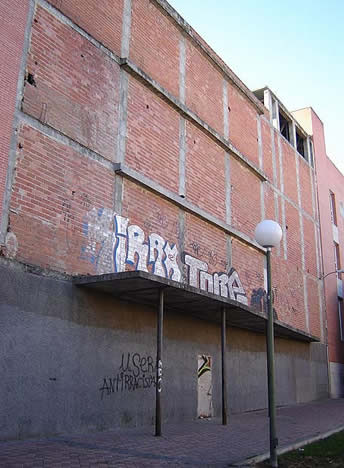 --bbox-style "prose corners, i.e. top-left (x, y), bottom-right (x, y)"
top-left (74, 271), bottom-right (318, 343)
